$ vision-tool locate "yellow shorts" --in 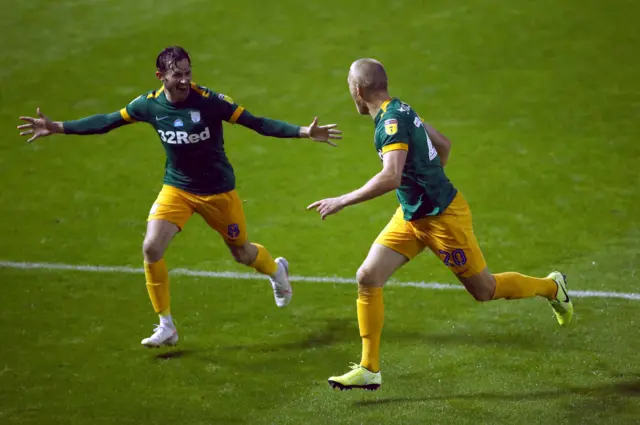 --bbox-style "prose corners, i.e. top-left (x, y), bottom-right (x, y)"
top-left (374, 192), bottom-right (487, 278)
top-left (148, 185), bottom-right (247, 246)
